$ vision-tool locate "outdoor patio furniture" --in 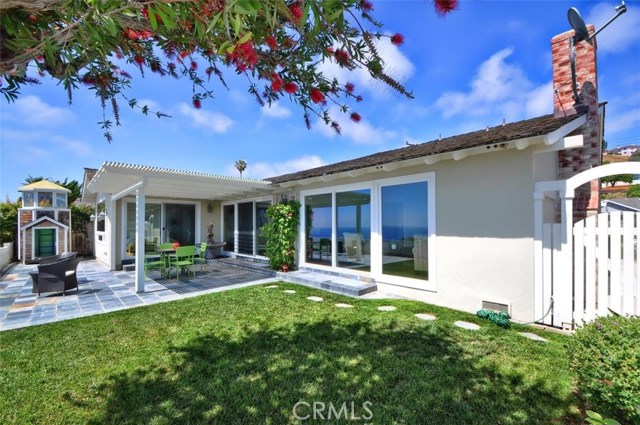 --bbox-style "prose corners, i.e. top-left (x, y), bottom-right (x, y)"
top-left (30, 256), bottom-right (81, 296)
top-left (343, 233), bottom-right (362, 261)
top-left (144, 254), bottom-right (166, 278)
top-left (193, 242), bottom-right (208, 271)
top-left (39, 251), bottom-right (77, 265)
top-left (167, 245), bottom-right (195, 280)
